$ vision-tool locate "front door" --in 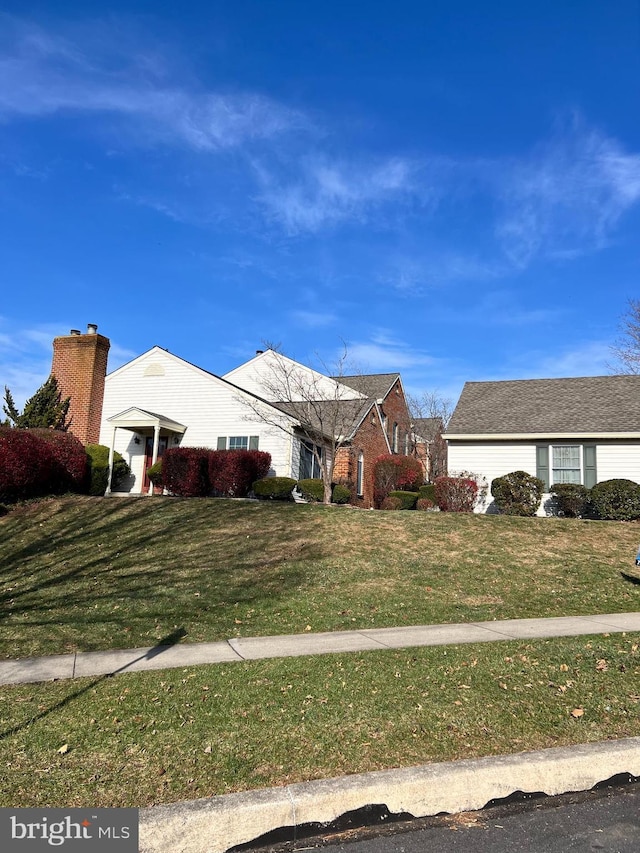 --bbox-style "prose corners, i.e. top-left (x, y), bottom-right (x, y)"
top-left (143, 436), bottom-right (168, 492)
